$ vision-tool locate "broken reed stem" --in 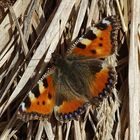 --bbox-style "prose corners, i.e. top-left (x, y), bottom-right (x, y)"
top-left (129, 0), bottom-right (140, 139)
